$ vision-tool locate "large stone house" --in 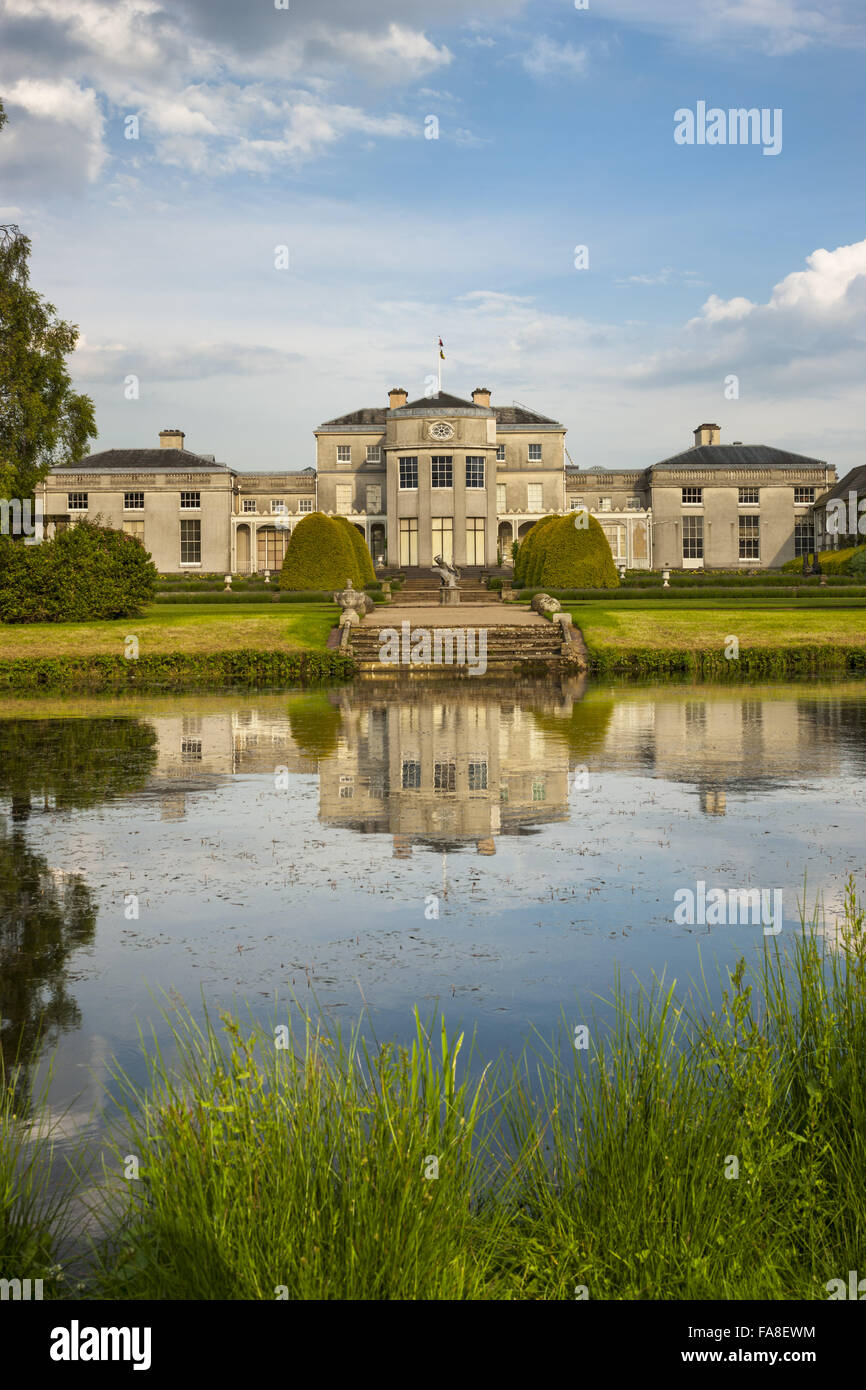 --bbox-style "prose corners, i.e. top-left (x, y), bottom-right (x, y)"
top-left (38, 391), bottom-right (837, 573)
